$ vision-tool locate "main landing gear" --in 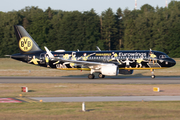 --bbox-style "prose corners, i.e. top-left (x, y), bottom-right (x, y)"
top-left (88, 73), bottom-right (105, 79)
top-left (88, 74), bottom-right (95, 79)
top-left (98, 73), bottom-right (105, 78)
top-left (151, 69), bottom-right (155, 79)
